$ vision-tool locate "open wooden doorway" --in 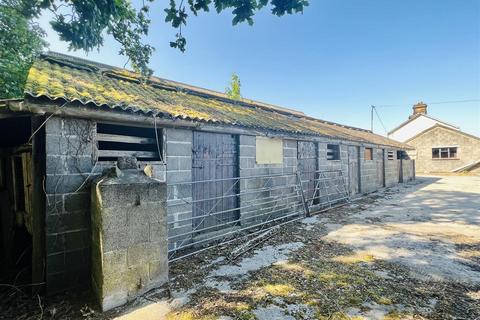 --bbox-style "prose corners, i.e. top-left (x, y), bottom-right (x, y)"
top-left (0, 116), bottom-right (42, 292)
